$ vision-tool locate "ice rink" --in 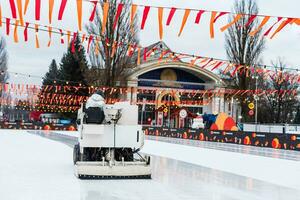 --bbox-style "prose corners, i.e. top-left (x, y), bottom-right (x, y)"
top-left (1, 129), bottom-right (300, 200)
